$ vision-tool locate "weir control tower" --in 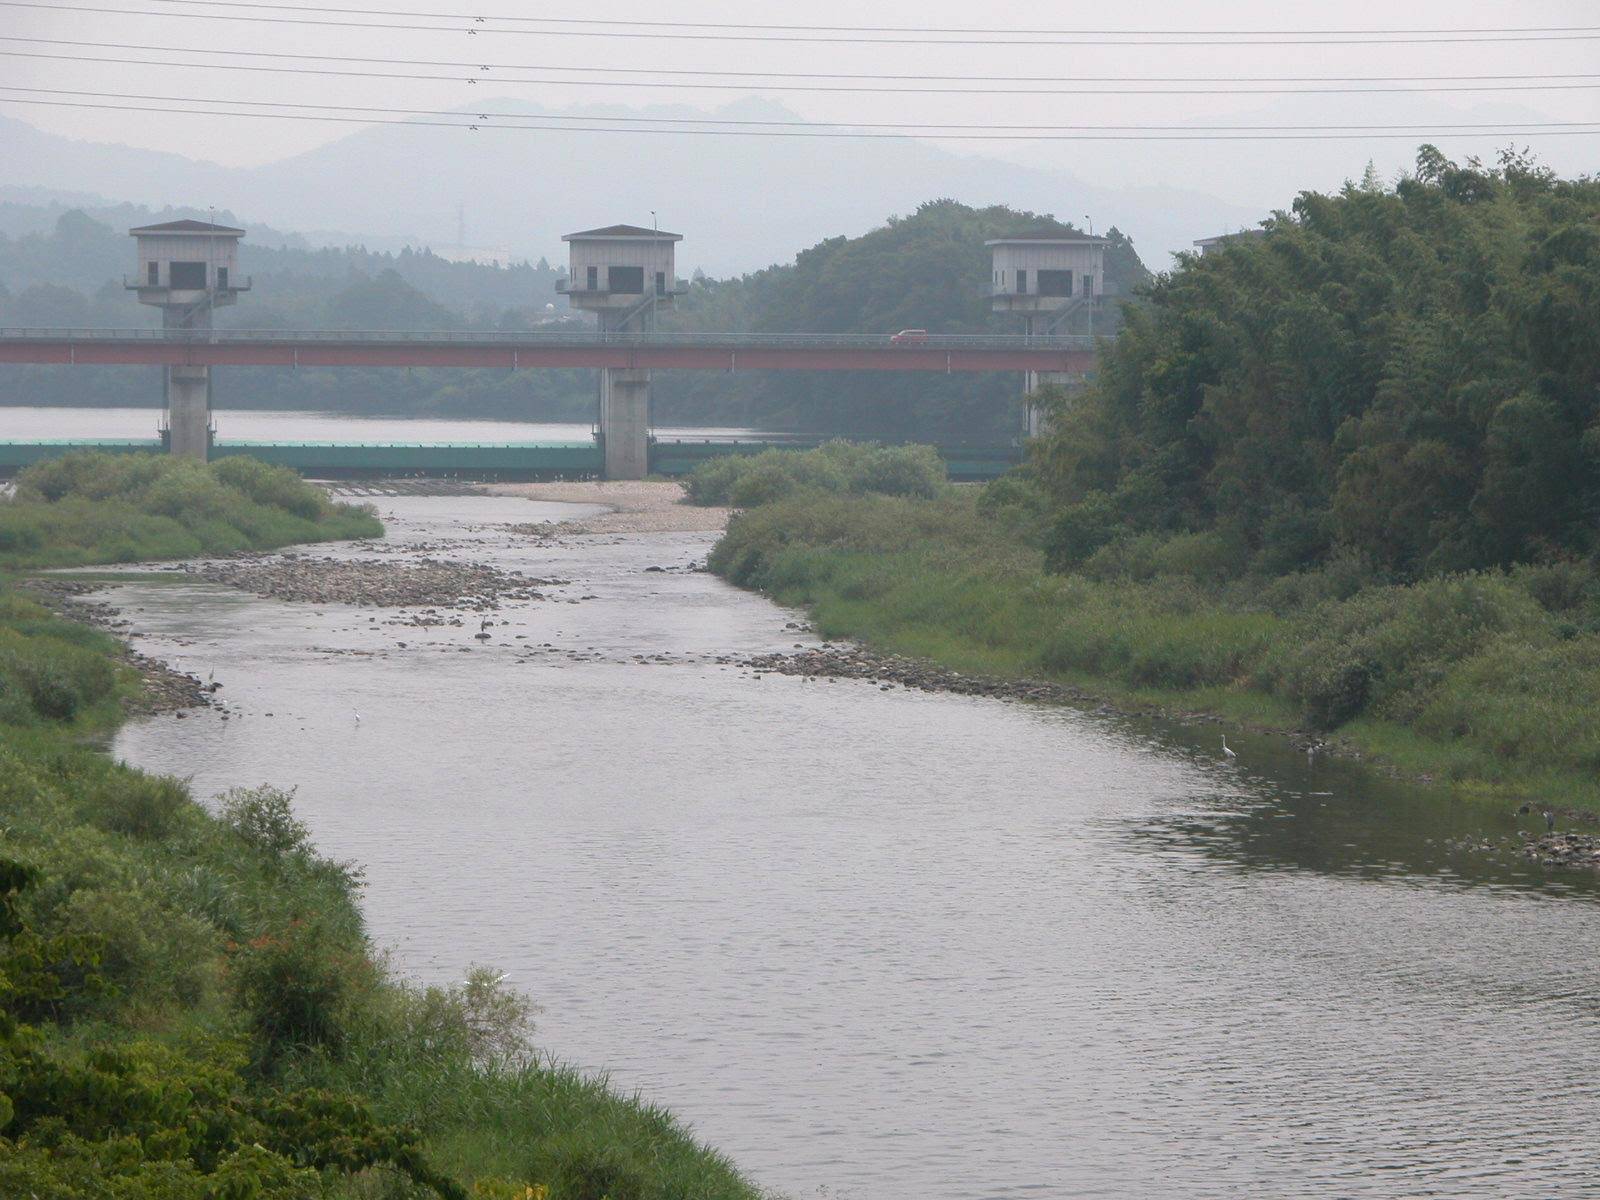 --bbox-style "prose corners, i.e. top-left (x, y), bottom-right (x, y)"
top-left (556, 224), bottom-right (685, 480)
top-left (987, 235), bottom-right (1106, 438)
top-left (127, 219), bottom-right (249, 459)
